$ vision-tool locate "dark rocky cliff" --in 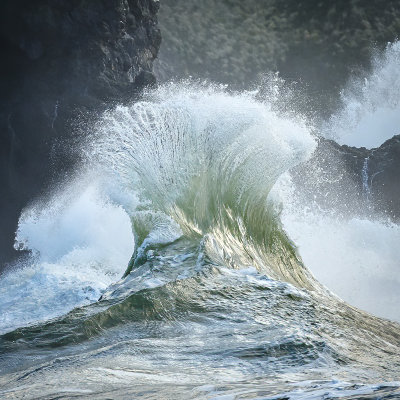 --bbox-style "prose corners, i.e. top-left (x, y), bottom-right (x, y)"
top-left (292, 135), bottom-right (400, 221)
top-left (0, 0), bottom-right (161, 268)
top-left (367, 136), bottom-right (400, 220)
